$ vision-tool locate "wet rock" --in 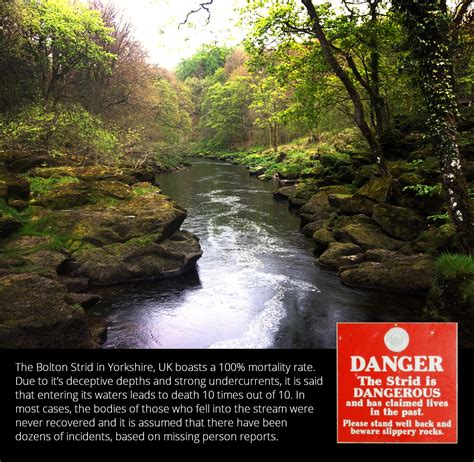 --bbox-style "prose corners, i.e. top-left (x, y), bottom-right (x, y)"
top-left (372, 204), bottom-right (426, 241)
top-left (273, 186), bottom-right (297, 201)
top-left (71, 231), bottom-right (203, 285)
top-left (317, 242), bottom-right (364, 269)
top-left (69, 293), bottom-right (102, 309)
top-left (0, 273), bottom-right (96, 348)
top-left (58, 276), bottom-right (90, 293)
top-left (340, 253), bottom-right (435, 294)
top-left (249, 167), bottom-right (266, 177)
